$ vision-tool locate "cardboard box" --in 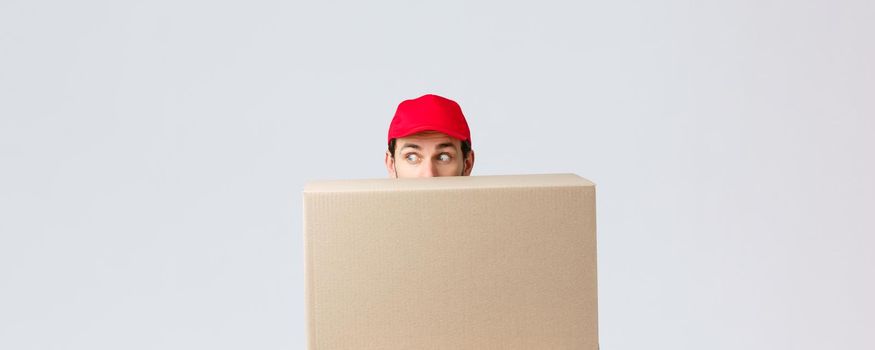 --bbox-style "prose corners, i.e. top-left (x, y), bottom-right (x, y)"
top-left (303, 173), bottom-right (597, 349)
